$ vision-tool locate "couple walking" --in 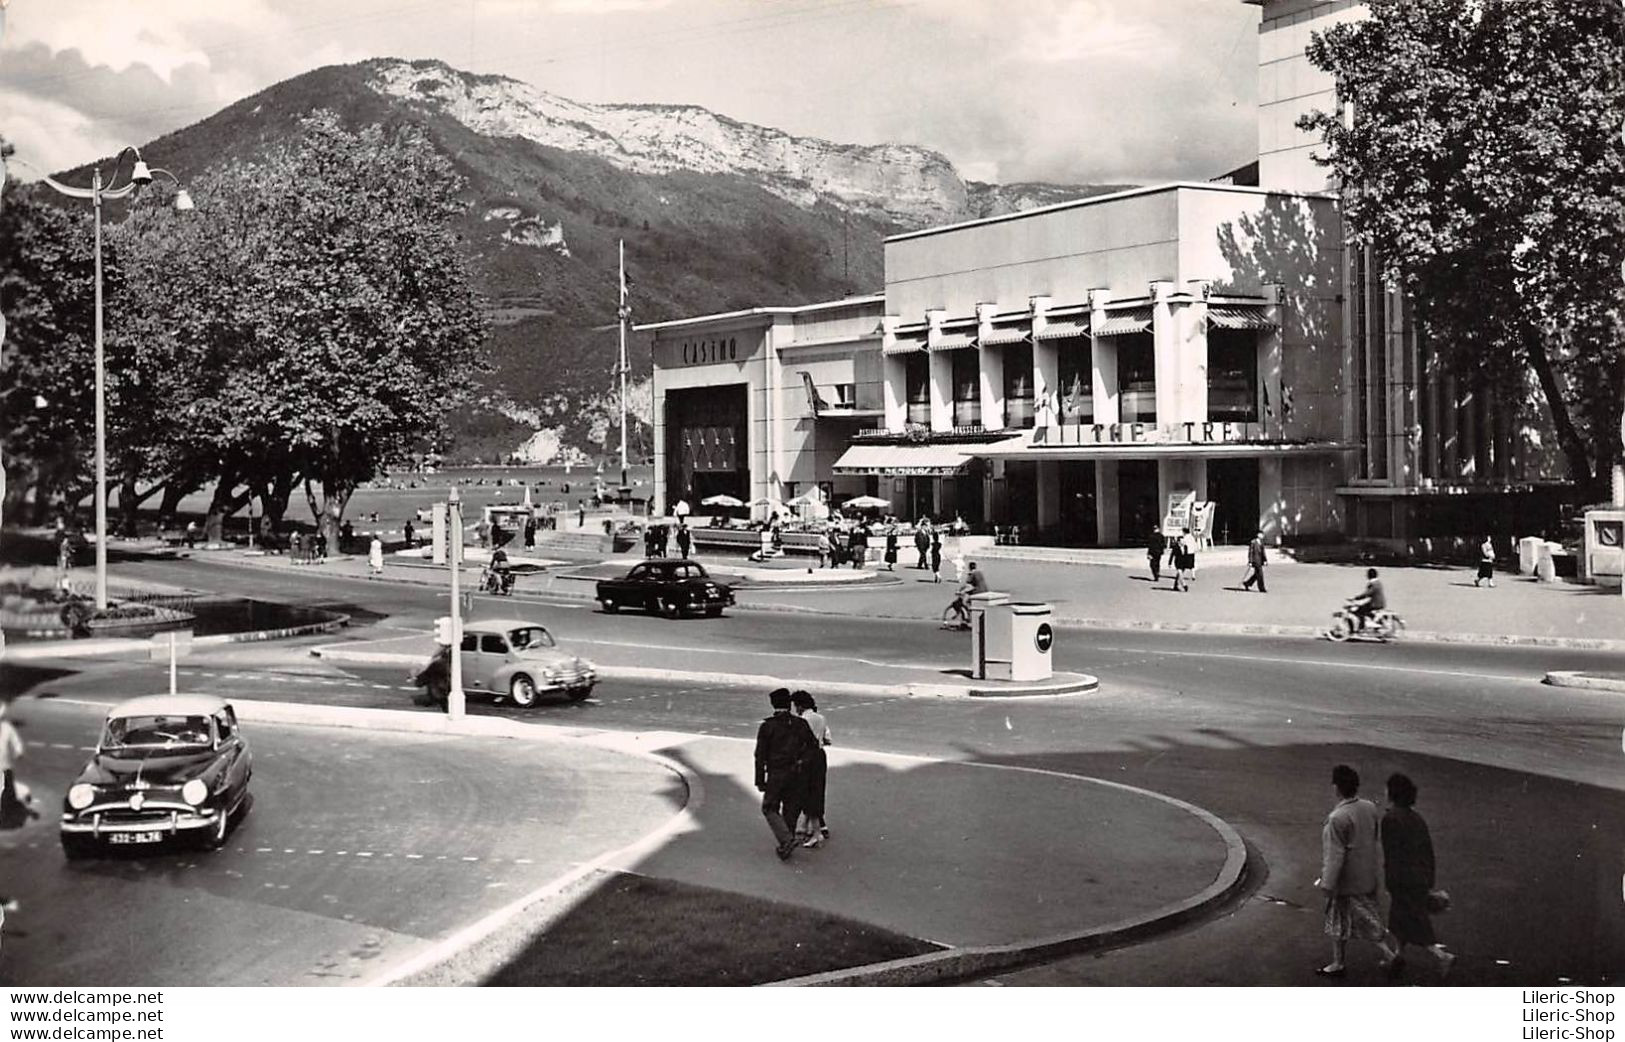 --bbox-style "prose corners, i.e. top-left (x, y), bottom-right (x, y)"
top-left (753, 688), bottom-right (832, 861)
top-left (1317, 764), bottom-right (1455, 980)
